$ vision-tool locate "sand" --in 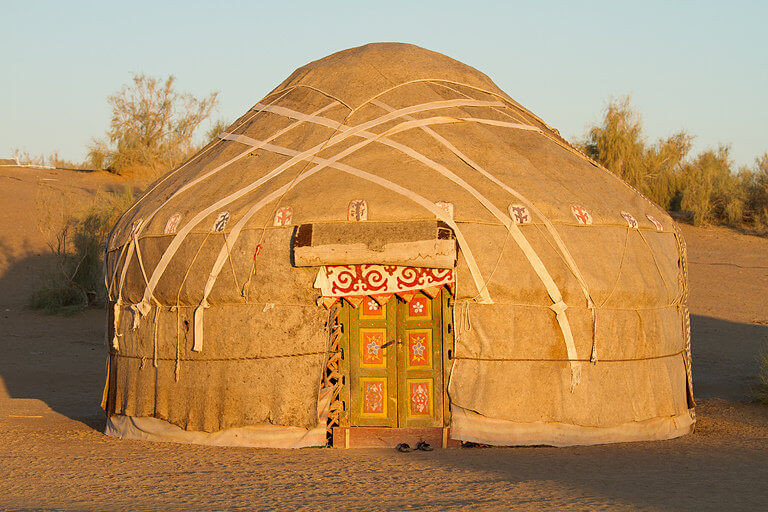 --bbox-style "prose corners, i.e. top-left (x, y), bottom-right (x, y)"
top-left (0, 165), bottom-right (767, 511)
